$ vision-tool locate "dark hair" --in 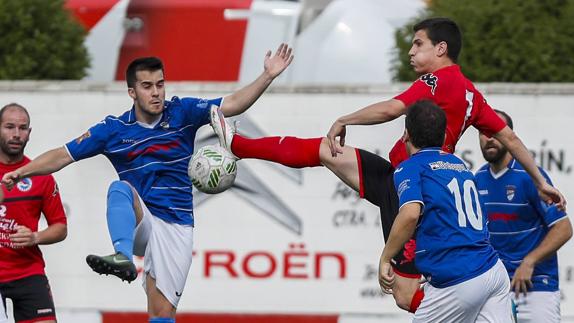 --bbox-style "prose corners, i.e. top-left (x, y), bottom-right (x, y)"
top-left (125, 57), bottom-right (164, 88)
top-left (493, 109), bottom-right (513, 130)
top-left (405, 100), bottom-right (446, 149)
top-left (413, 17), bottom-right (462, 62)
top-left (0, 103), bottom-right (30, 124)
